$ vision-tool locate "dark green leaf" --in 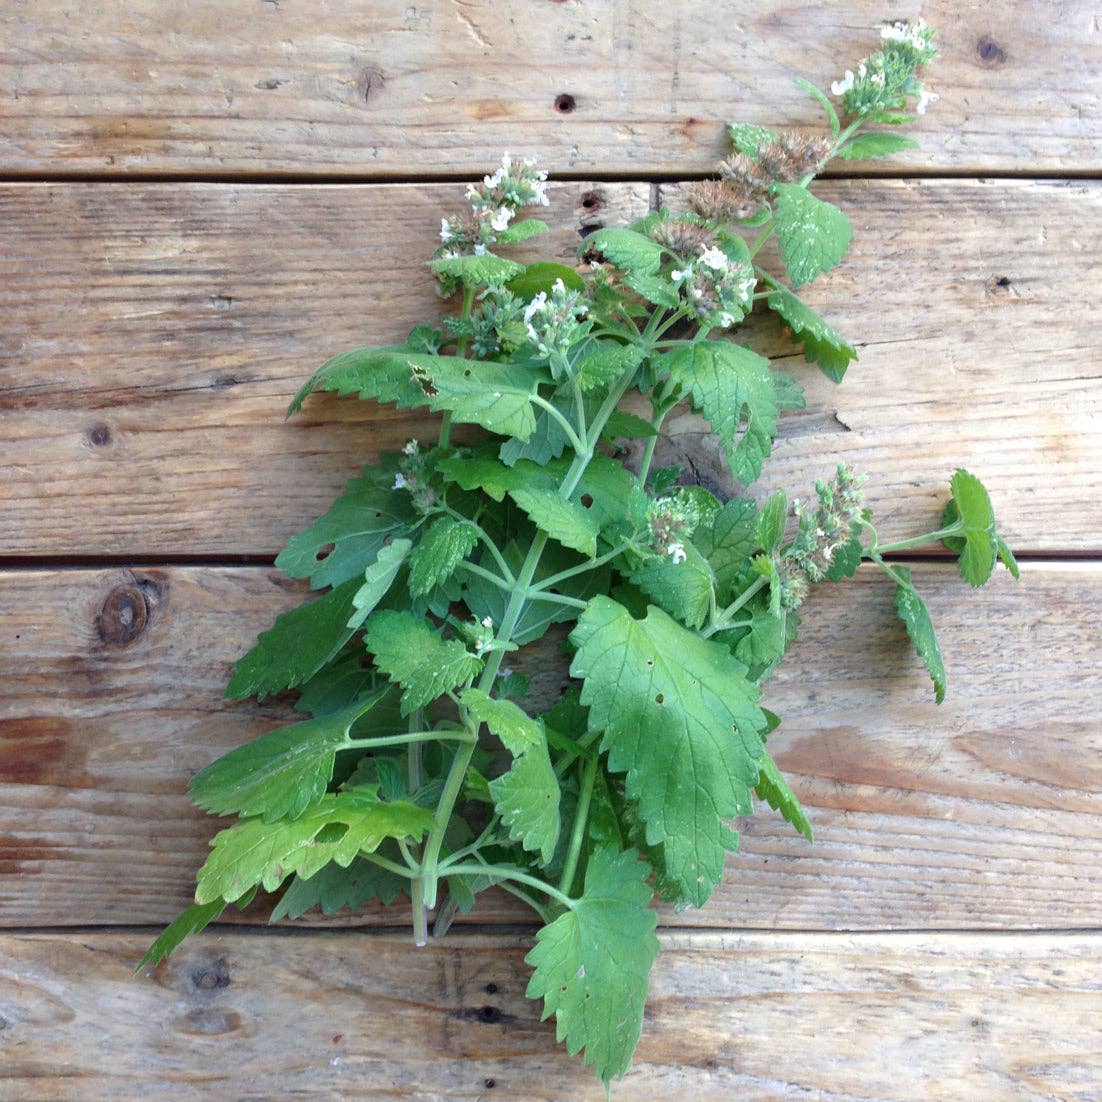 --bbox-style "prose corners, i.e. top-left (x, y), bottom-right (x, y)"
top-left (506, 262), bottom-right (585, 299)
top-left (893, 566), bottom-right (947, 703)
top-left (270, 855), bottom-right (406, 920)
top-left (766, 287), bottom-right (857, 383)
top-left (407, 518), bottom-right (479, 598)
top-left (138, 899), bottom-right (225, 971)
top-left (755, 751), bottom-right (813, 841)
